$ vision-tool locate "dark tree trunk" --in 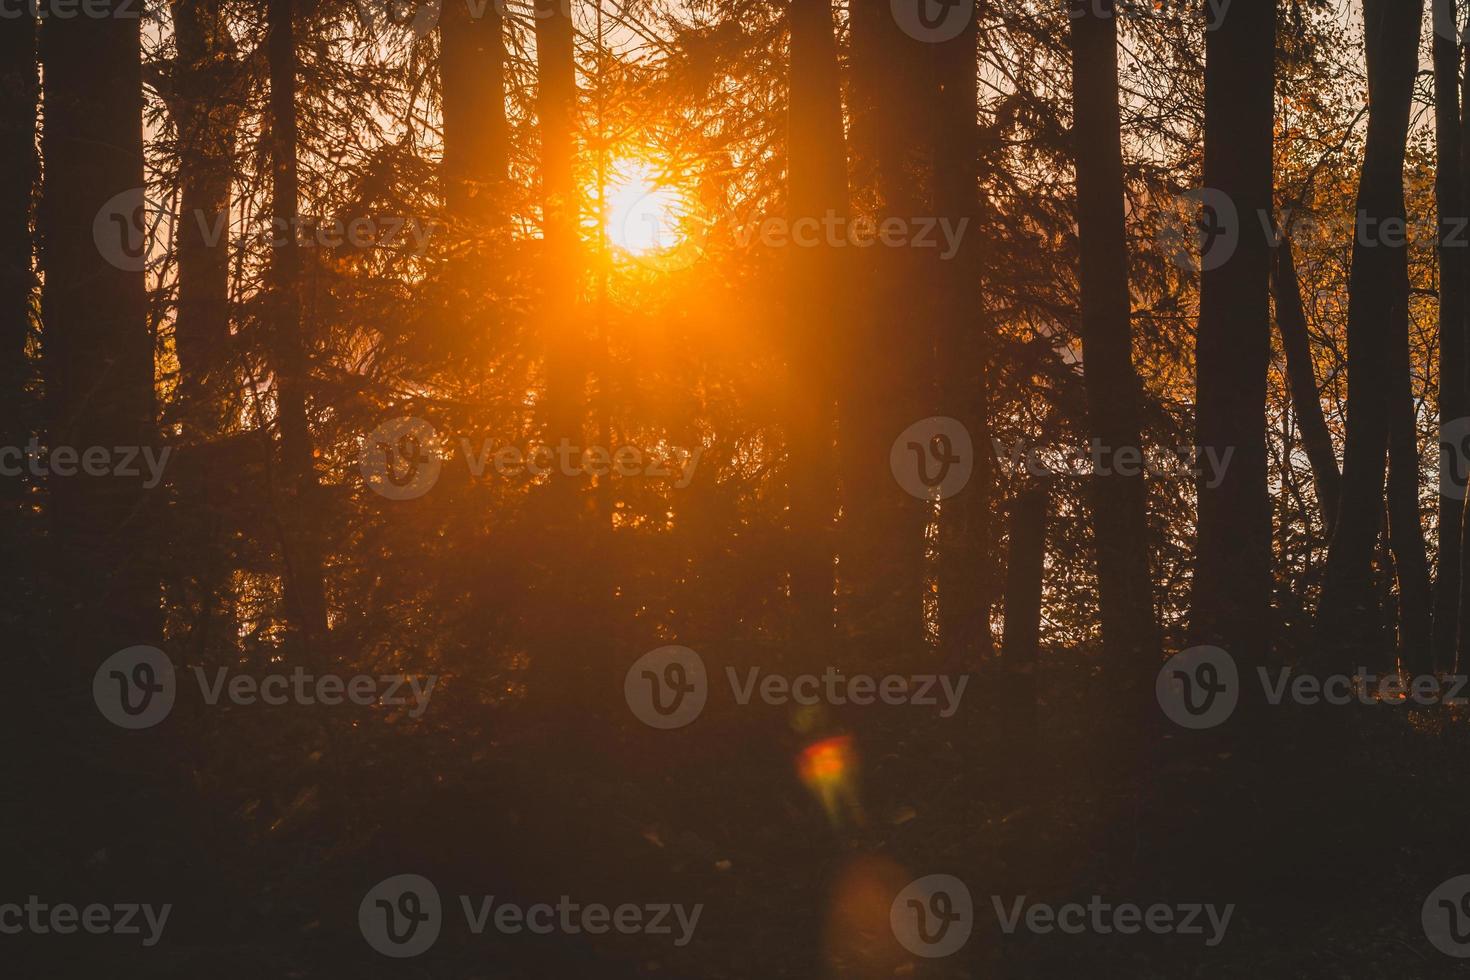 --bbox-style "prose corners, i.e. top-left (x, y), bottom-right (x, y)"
top-left (535, 0), bottom-right (583, 480)
top-left (39, 0), bottom-right (160, 663)
top-left (440, 0), bottom-right (509, 221)
top-left (1069, 1), bottom-right (1159, 720)
top-left (1271, 234), bottom-right (1340, 529)
top-left (267, 0), bottom-right (328, 648)
top-left (786, 0), bottom-right (846, 655)
top-left (840, 0), bottom-right (927, 653)
top-left (932, 0), bottom-right (996, 665)
top-left (0, 14), bottom-right (36, 505)
top-left (1001, 484), bottom-right (1048, 737)
top-left (1432, 0), bottom-right (1466, 672)
top-left (1387, 272), bottom-right (1433, 671)
top-left (1192, 0), bottom-right (1276, 674)
top-left (1318, 0), bottom-right (1422, 671)
top-left (170, 0), bottom-right (239, 441)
